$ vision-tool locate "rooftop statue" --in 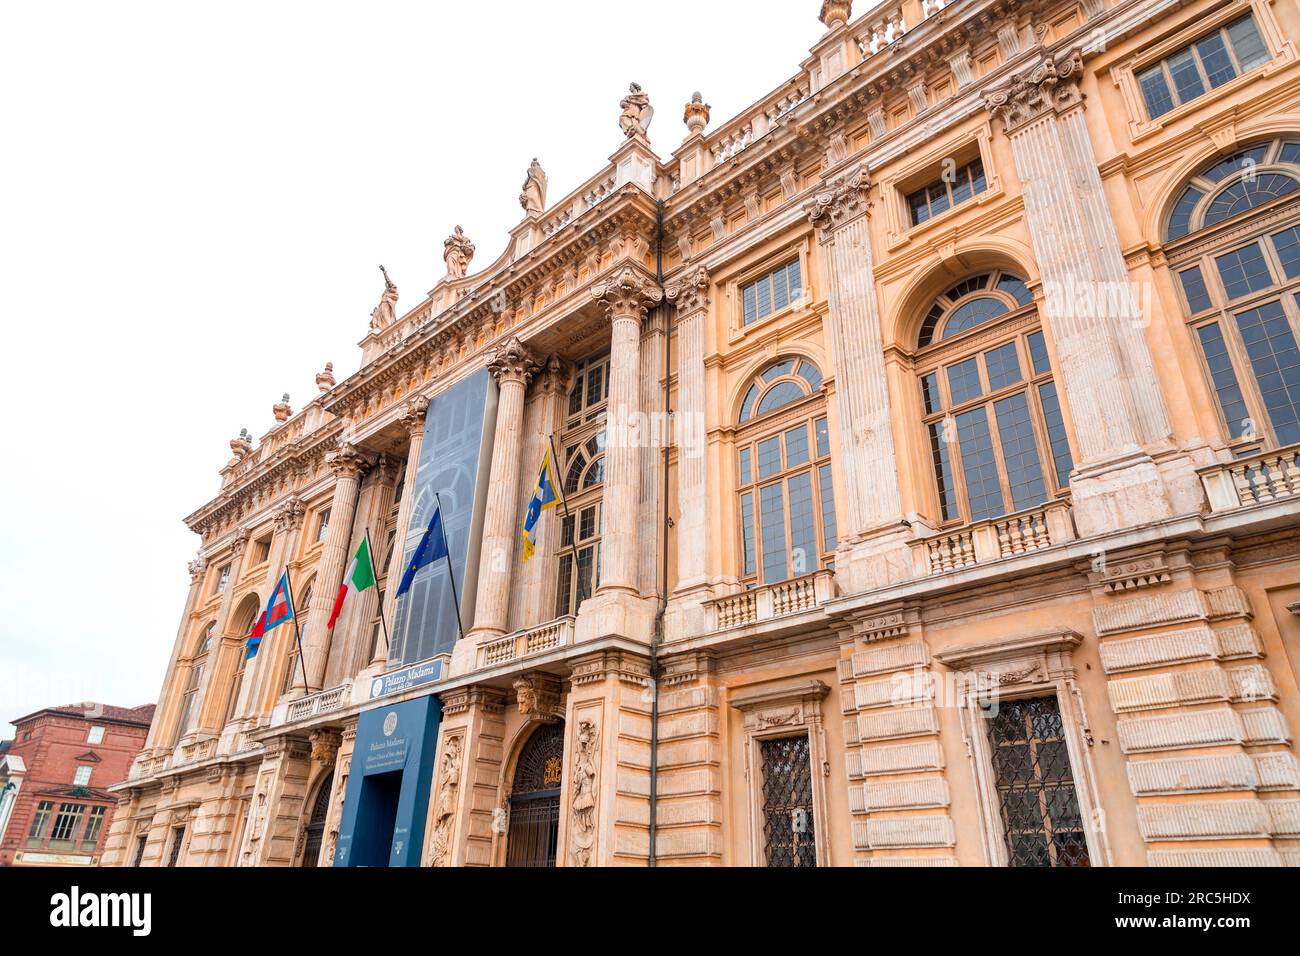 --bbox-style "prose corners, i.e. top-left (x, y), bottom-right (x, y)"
top-left (619, 82), bottom-right (654, 141)
top-left (520, 158), bottom-right (548, 215)
top-left (370, 265), bottom-right (399, 331)
top-left (443, 226), bottom-right (475, 280)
